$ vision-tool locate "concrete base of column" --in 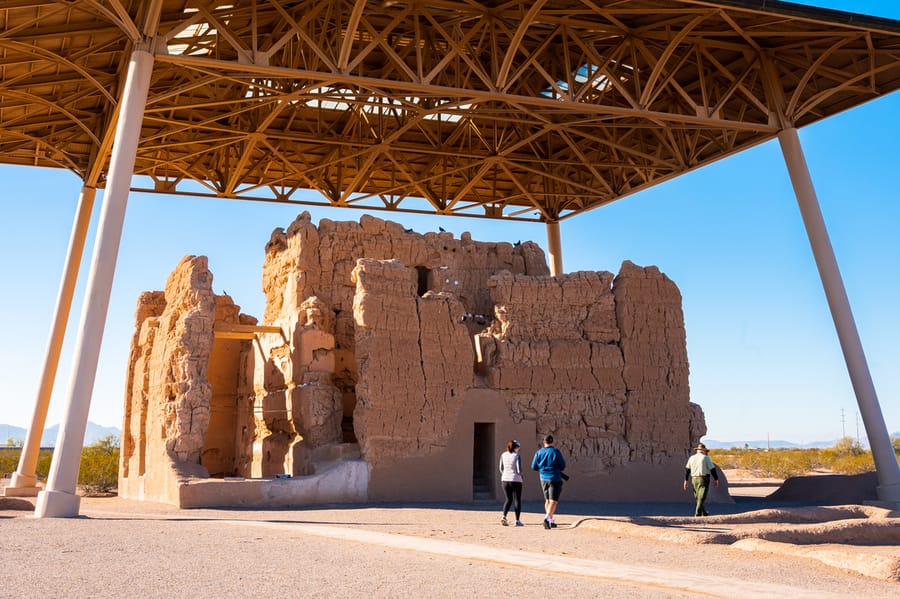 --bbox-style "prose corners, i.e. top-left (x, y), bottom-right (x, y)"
top-left (1, 472), bottom-right (41, 496)
top-left (875, 481), bottom-right (900, 504)
top-left (35, 489), bottom-right (81, 518)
